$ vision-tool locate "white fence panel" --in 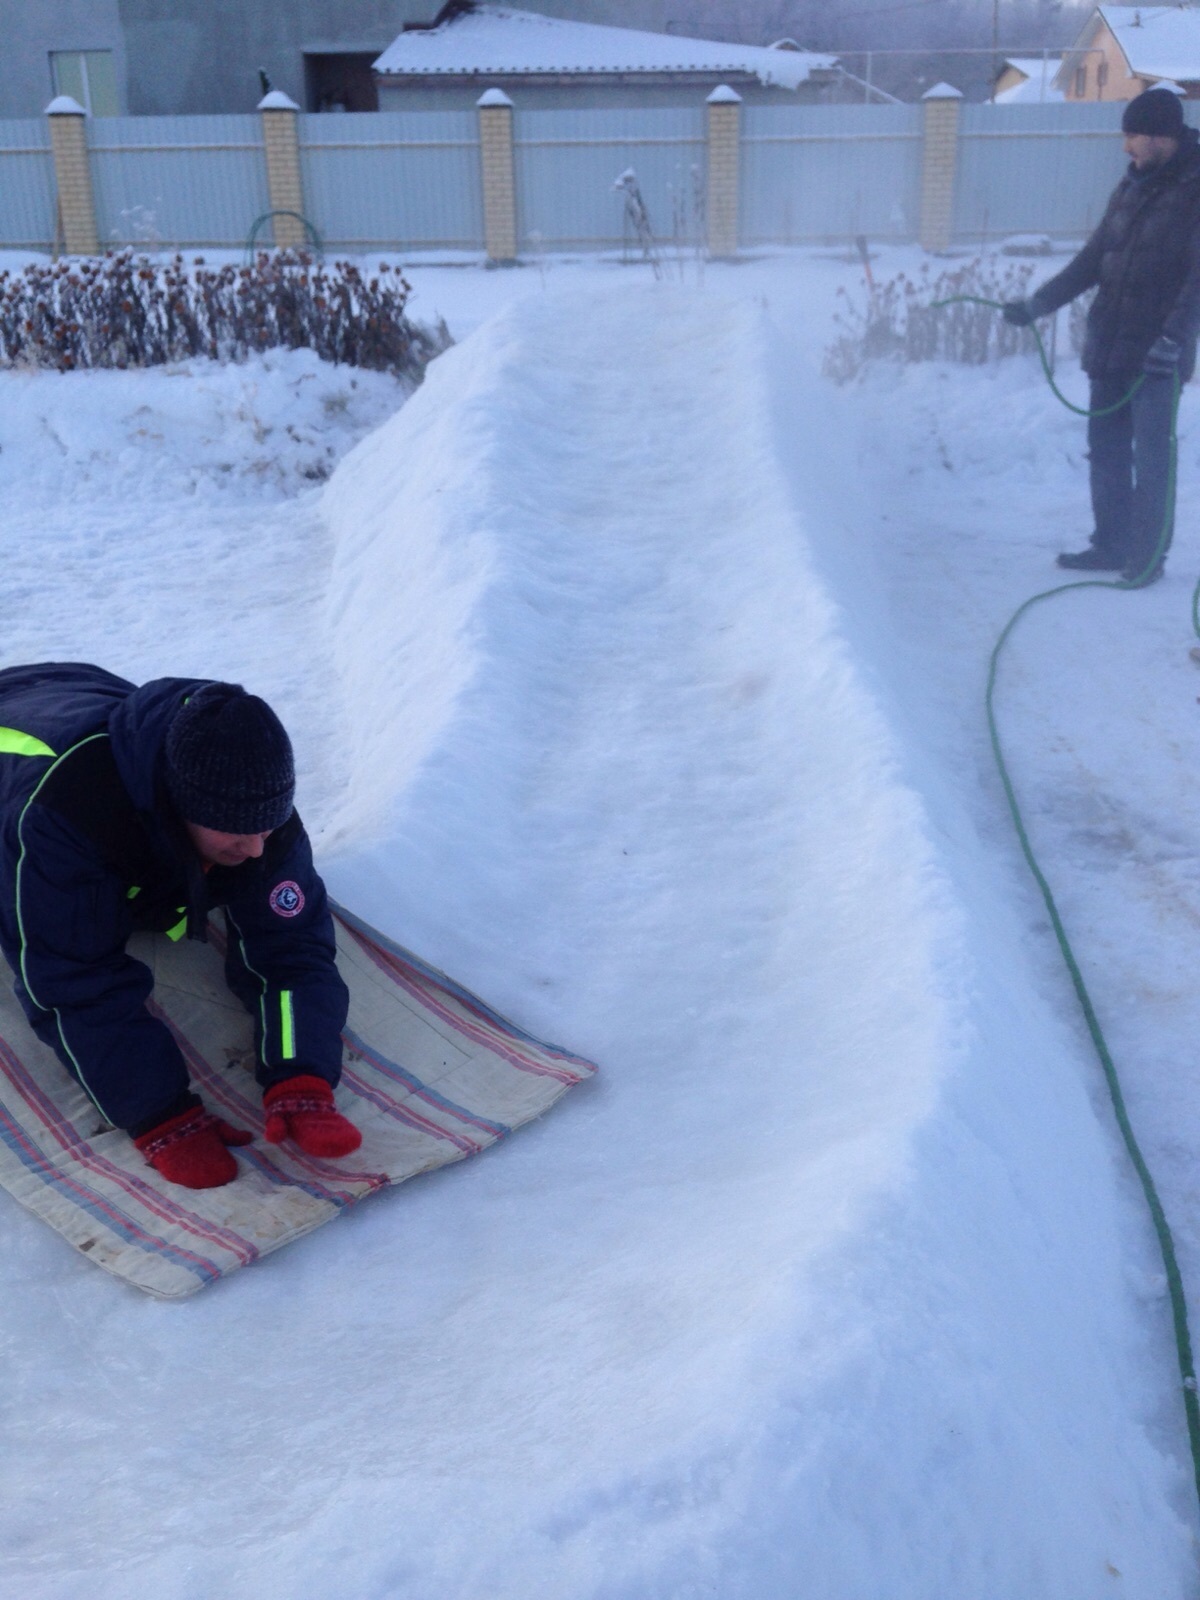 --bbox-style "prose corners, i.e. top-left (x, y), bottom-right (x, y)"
top-left (88, 116), bottom-right (269, 250)
top-left (0, 121), bottom-right (56, 249)
top-left (514, 107), bottom-right (705, 251)
top-left (299, 112), bottom-right (484, 252)
top-left (741, 104), bottom-right (922, 244)
top-left (953, 102), bottom-right (1127, 241)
